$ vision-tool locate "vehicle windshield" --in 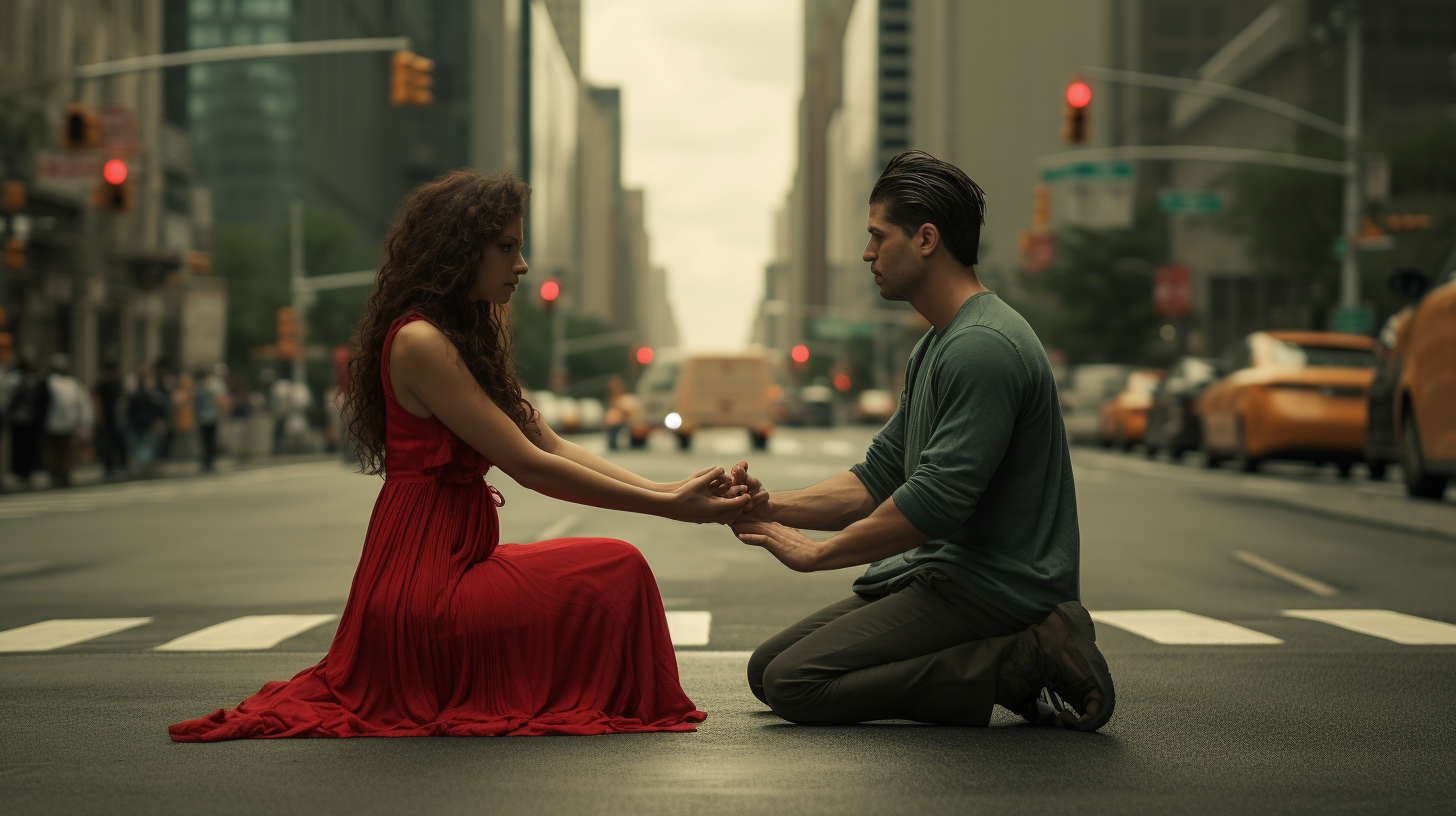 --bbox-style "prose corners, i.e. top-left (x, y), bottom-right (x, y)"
top-left (1269, 341), bottom-right (1374, 368)
top-left (1126, 372), bottom-right (1161, 393)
